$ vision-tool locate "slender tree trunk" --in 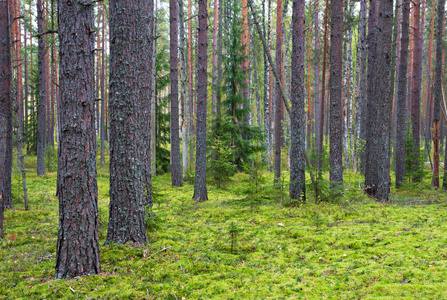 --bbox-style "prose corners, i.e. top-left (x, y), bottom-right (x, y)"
top-left (290, 0), bottom-right (306, 201)
top-left (211, 0), bottom-right (218, 113)
top-left (170, 0), bottom-right (183, 187)
top-left (36, 0), bottom-right (46, 175)
top-left (425, 0), bottom-right (436, 166)
top-left (100, 3), bottom-right (106, 166)
top-left (179, 0), bottom-right (189, 176)
top-left (262, 0), bottom-right (271, 162)
top-left (364, 0), bottom-right (378, 195)
top-left (187, 0), bottom-right (194, 172)
top-left (55, 0), bottom-right (100, 278)
top-left (314, 0), bottom-right (322, 168)
top-left (274, 0), bottom-right (283, 184)
top-left (106, 0), bottom-right (151, 244)
top-left (319, 0), bottom-right (329, 167)
top-left (411, 0), bottom-right (422, 181)
top-left (193, 0), bottom-right (208, 202)
top-left (216, 0), bottom-right (223, 116)
top-left (375, 0), bottom-right (394, 200)
top-left (0, 0), bottom-right (11, 237)
top-left (14, 0), bottom-right (29, 210)
top-left (329, 0), bottom-right (344, 188)
top-left (435, 0), bottom-right (445, 188)
top-left (358, 0), bottom-right (367, 174)
top-left (242, 0), bottom-right (250, 127)
top-left (395, 0), bottom-right (410, 187)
